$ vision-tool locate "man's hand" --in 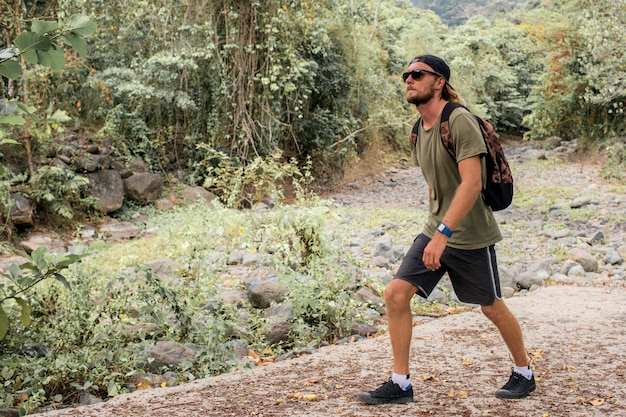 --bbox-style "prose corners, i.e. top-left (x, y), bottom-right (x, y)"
top-left (422, 232), bottom-right (447, 271)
